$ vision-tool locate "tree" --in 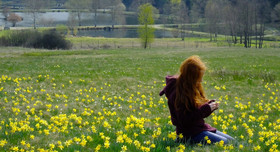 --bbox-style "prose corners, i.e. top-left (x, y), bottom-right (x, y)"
top-left (2, 3), bottom-right (10, 27)
top-left (138, 3), bottom-right (155, 49)
top-left (271, 2), bottom-right (280, 26)
top-left (130, 0), bottom-right (154, 11)
top-left (189, 0), bottom-right (207, 33)
top-left (108, 0), bottom-right (126, 28)
top-left (163, 0), bottom-right (188, 39)
top-left (223, 1), bottom-right (239, 44)
top-left (67, 12), bottom-right (78, 36)
top-left (7, 13), bottom-right (23, 27)
top-left (2, 7), bottom-right (10, 20)
top-left (25, 0), bottom-right (47, 29)
top-left (205, 0), bottom-right (224, 42)
top-left (65, 0), bottom-right (90, 26)
top-left (89, 0), bottom-right (101, 27)
top-left (123, 0), bottom-right (133, 9)
top-left (252, 0), bottom-right (270, 48)
top-left (172, 0), bottom-right (188, 40)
